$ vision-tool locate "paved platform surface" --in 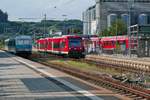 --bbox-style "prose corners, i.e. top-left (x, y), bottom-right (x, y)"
top-left (0, 51), bottom-right (130, 100)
